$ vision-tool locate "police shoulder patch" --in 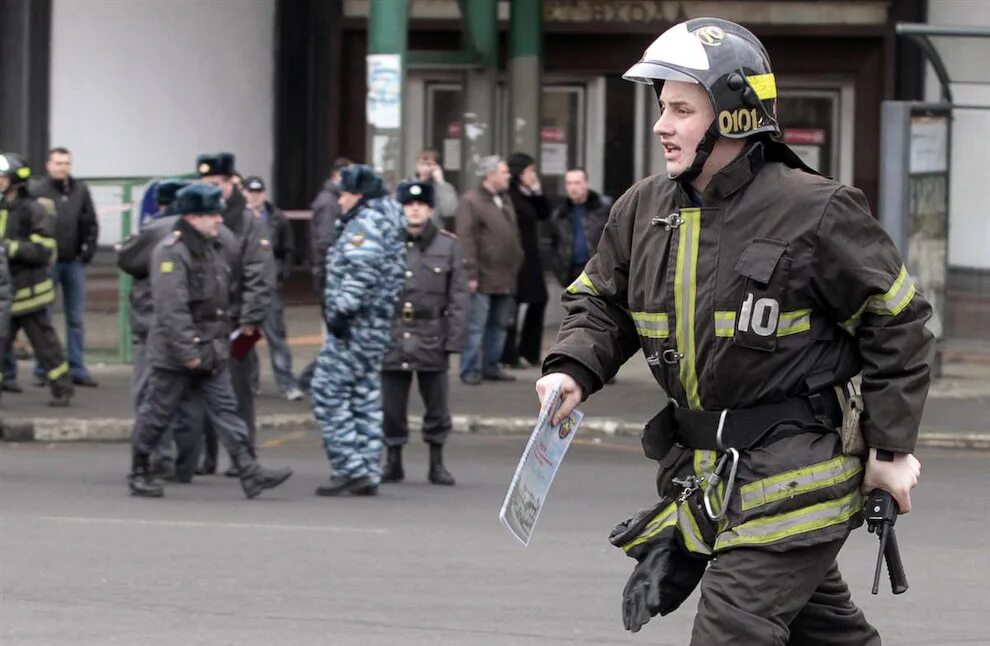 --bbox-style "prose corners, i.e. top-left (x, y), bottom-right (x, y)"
top-left (260, 238), bottom-right (271, 249)
top-left (350, 232), bottom-right (365, 247)
top-left (160, 260), bottom-right (174, 273)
